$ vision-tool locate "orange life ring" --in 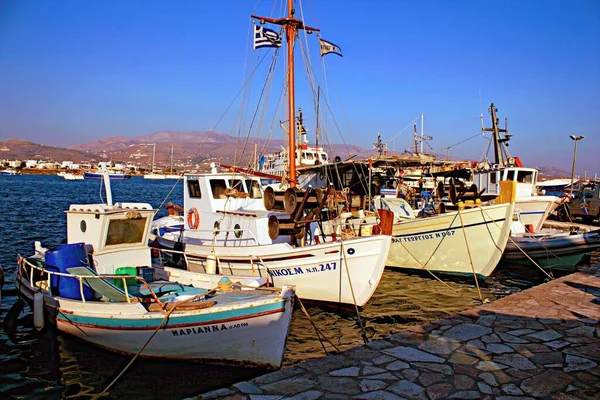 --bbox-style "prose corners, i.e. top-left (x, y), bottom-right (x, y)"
top-left (187, 207), bottom-right (200, 229)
